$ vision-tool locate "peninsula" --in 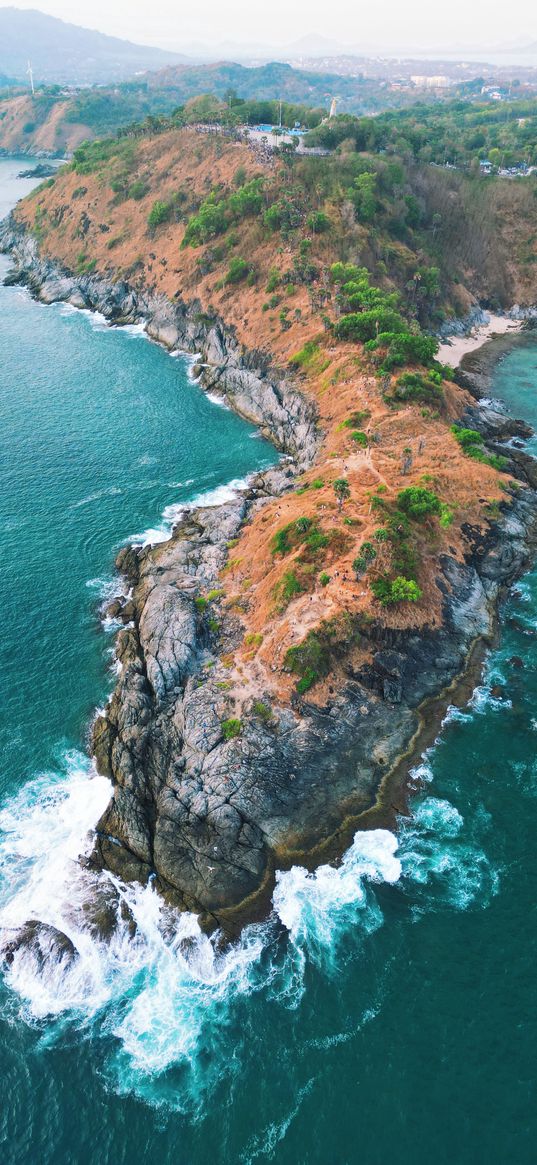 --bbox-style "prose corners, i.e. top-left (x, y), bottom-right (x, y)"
top-left (3, 105), bottom-right (537, 931)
